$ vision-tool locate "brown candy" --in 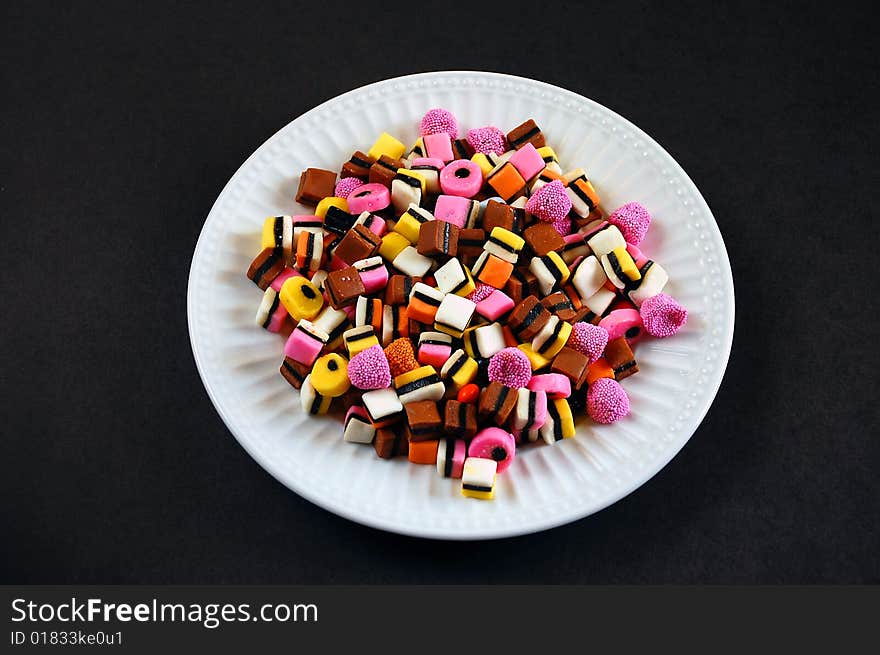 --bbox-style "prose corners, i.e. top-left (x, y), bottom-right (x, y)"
top-left (542, 291), bottom-right (578, 321)
top-left (452, 138), bottom-right (475, 160)
top-left (444, 400), bottom-right (478, 440)
top-left (404, 400), bottom-right (442, 442)
top-left (551, 347), bottom-right (589, 386)
top-left (508, 295), bottom-right (551, 341)
top-left (571, 305), bottom-right (602, 325)
top-left (457, 228), bottom-right (486, 266)
top-left (504, 268), bottom-right (540, 304)
top-left (325, 266), bottom-right (366, 309)
top-left (279, 357), bottom-right (311, 390)
top-left (481, 200), bottom-right (515, 233)
top-left (341, 151), bottom-right (375, 181)
top-left (417, 219), bottom-right (459, 258)
top-left (573, 206), bottom-right (606, 230)
top-left (604, 337), bottom-right (639, 380)
top-left (295, 167), bottom-right (336, 205)
top-left (333, 224), bottom-right (381, 265)
top-left (247, 247), bottom-right (286, 290)
top-left (384, 275), bottom-right (421, 306)
top-left (478, 381), bottom-right (518, 426)
top-left (374, 427), bottom-right (408, 459)
top-left (507, 118), bottom-right (546, 150)
top-left (524, 222), bottom-right (566, 257)
top-left (369, 155), bottom-right (404, 187)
